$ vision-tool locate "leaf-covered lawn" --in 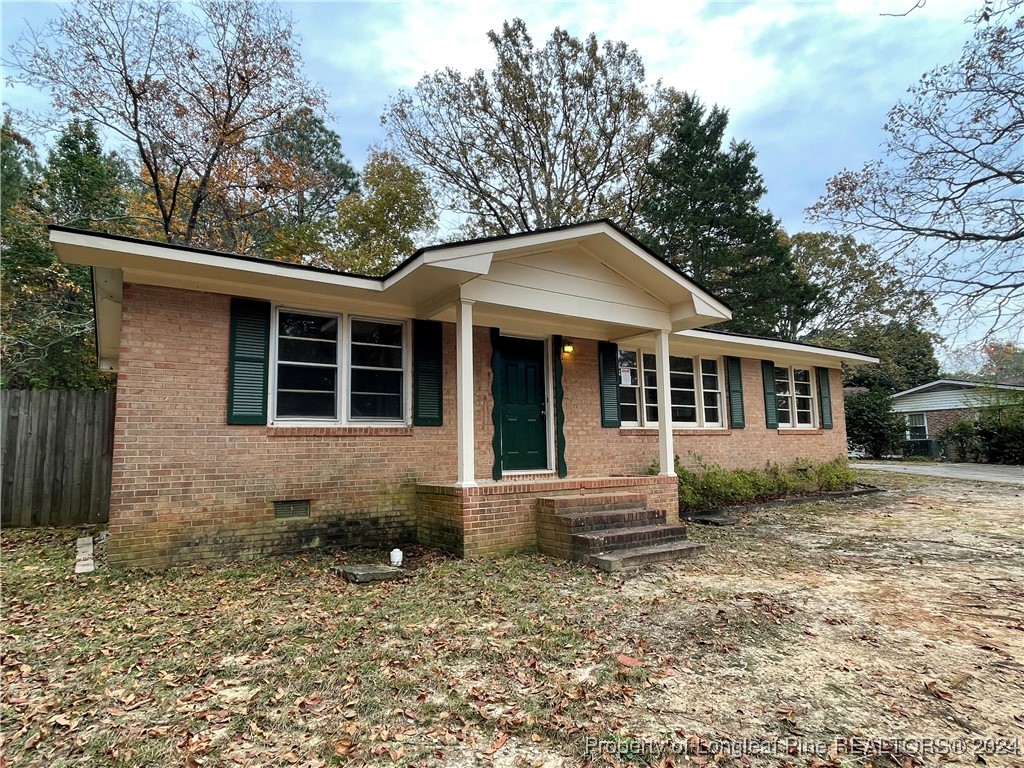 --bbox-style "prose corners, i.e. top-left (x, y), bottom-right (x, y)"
top-left (3, 472), bottom-right (1023, 767)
